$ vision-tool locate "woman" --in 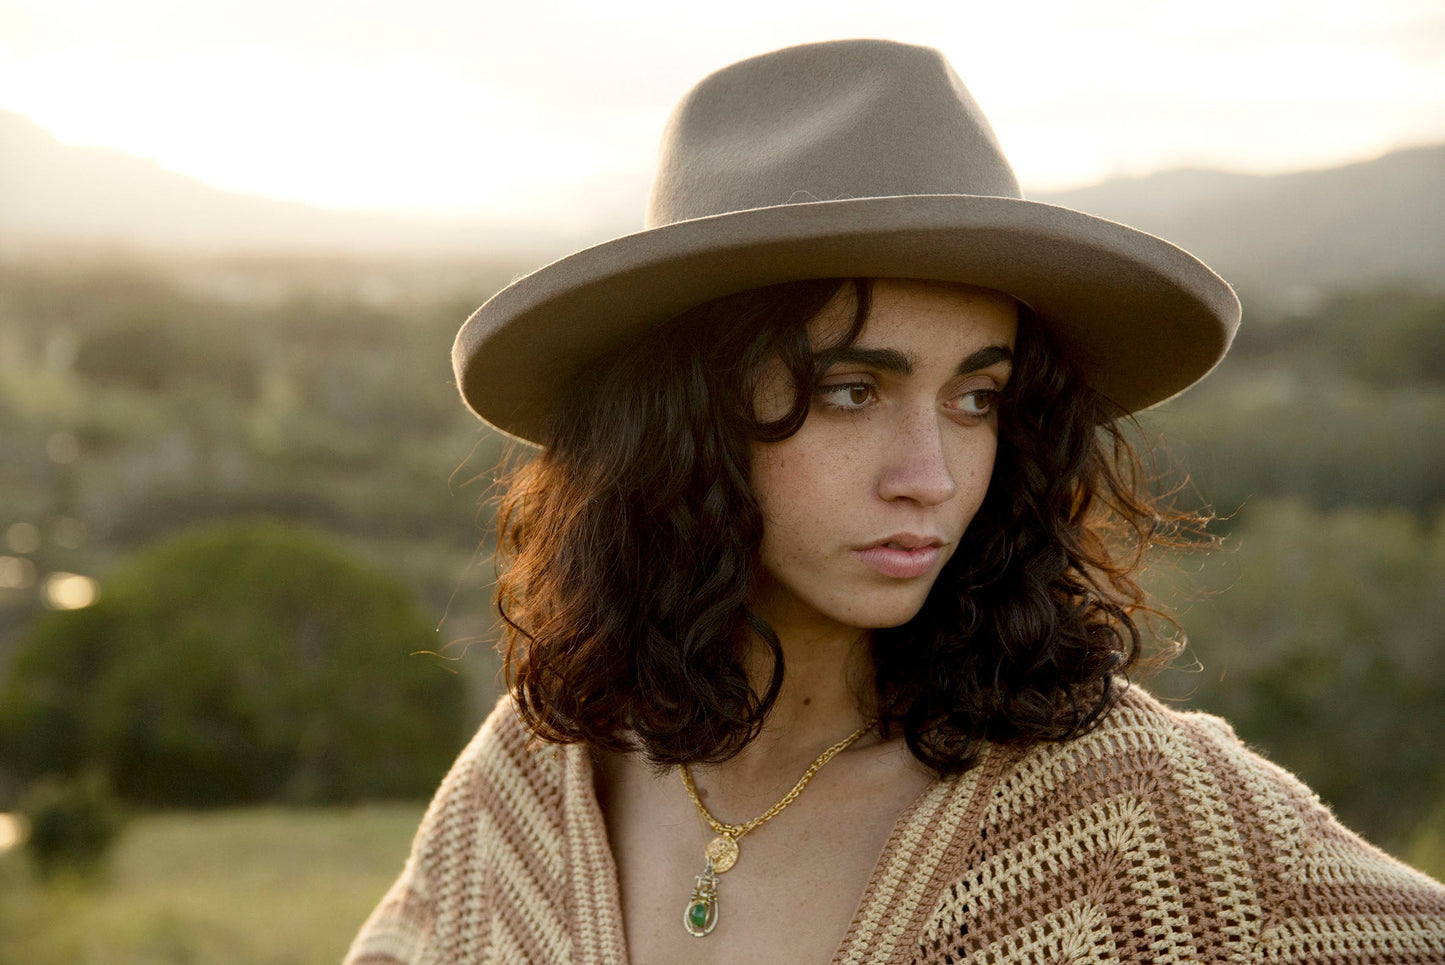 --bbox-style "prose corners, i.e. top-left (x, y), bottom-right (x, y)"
top-left (347, 40), bottom-right (1445, 964)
